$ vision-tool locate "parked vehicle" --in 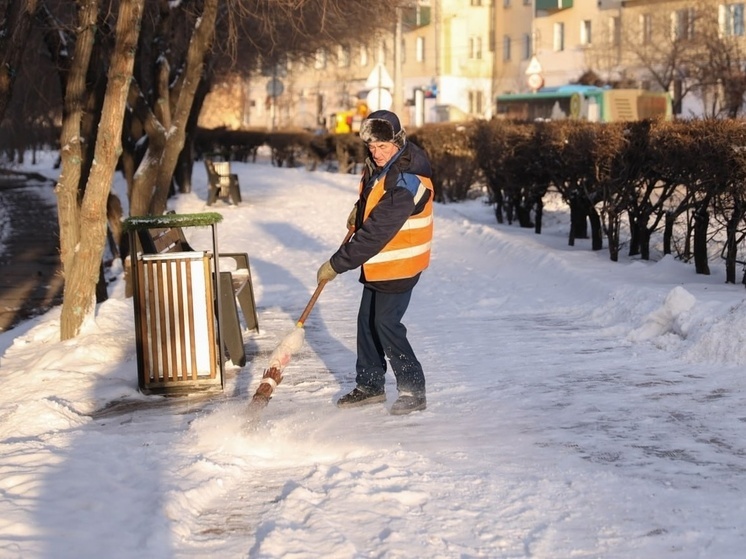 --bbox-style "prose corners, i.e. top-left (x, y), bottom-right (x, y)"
top-left (495, 85), bottom-right (673, 122)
